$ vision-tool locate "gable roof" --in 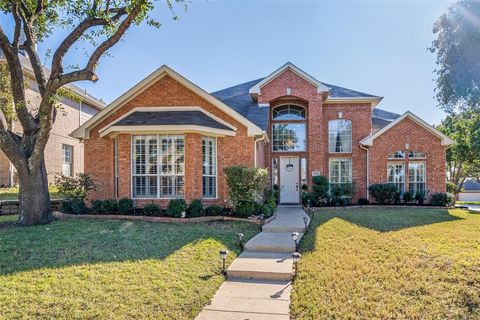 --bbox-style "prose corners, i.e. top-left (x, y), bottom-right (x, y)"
top-left (248, 62), bottom-right (330, 97)
top-left (360, 111), bottom-right (454, 146)
top-left (463, 178), bottom-right (480, 191)
top-left (72, 65), bottom-right (264, 139)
